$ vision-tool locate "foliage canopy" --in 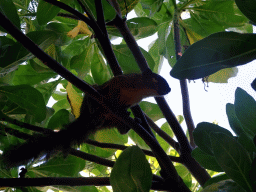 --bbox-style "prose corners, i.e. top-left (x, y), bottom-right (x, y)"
top-left (0, 0), bottom-right (255, 192)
